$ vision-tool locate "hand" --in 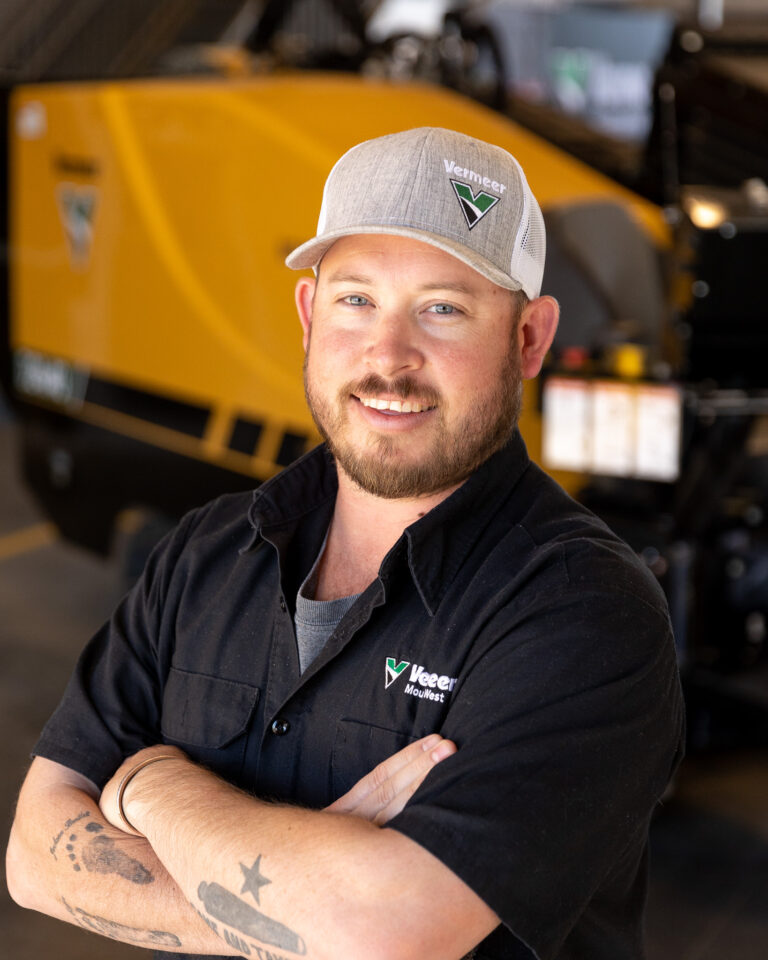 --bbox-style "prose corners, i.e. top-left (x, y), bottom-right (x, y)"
top-left (99, 744), bottom-right (189, 836)
top-left (325, 734), bottom-right (456, 826)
